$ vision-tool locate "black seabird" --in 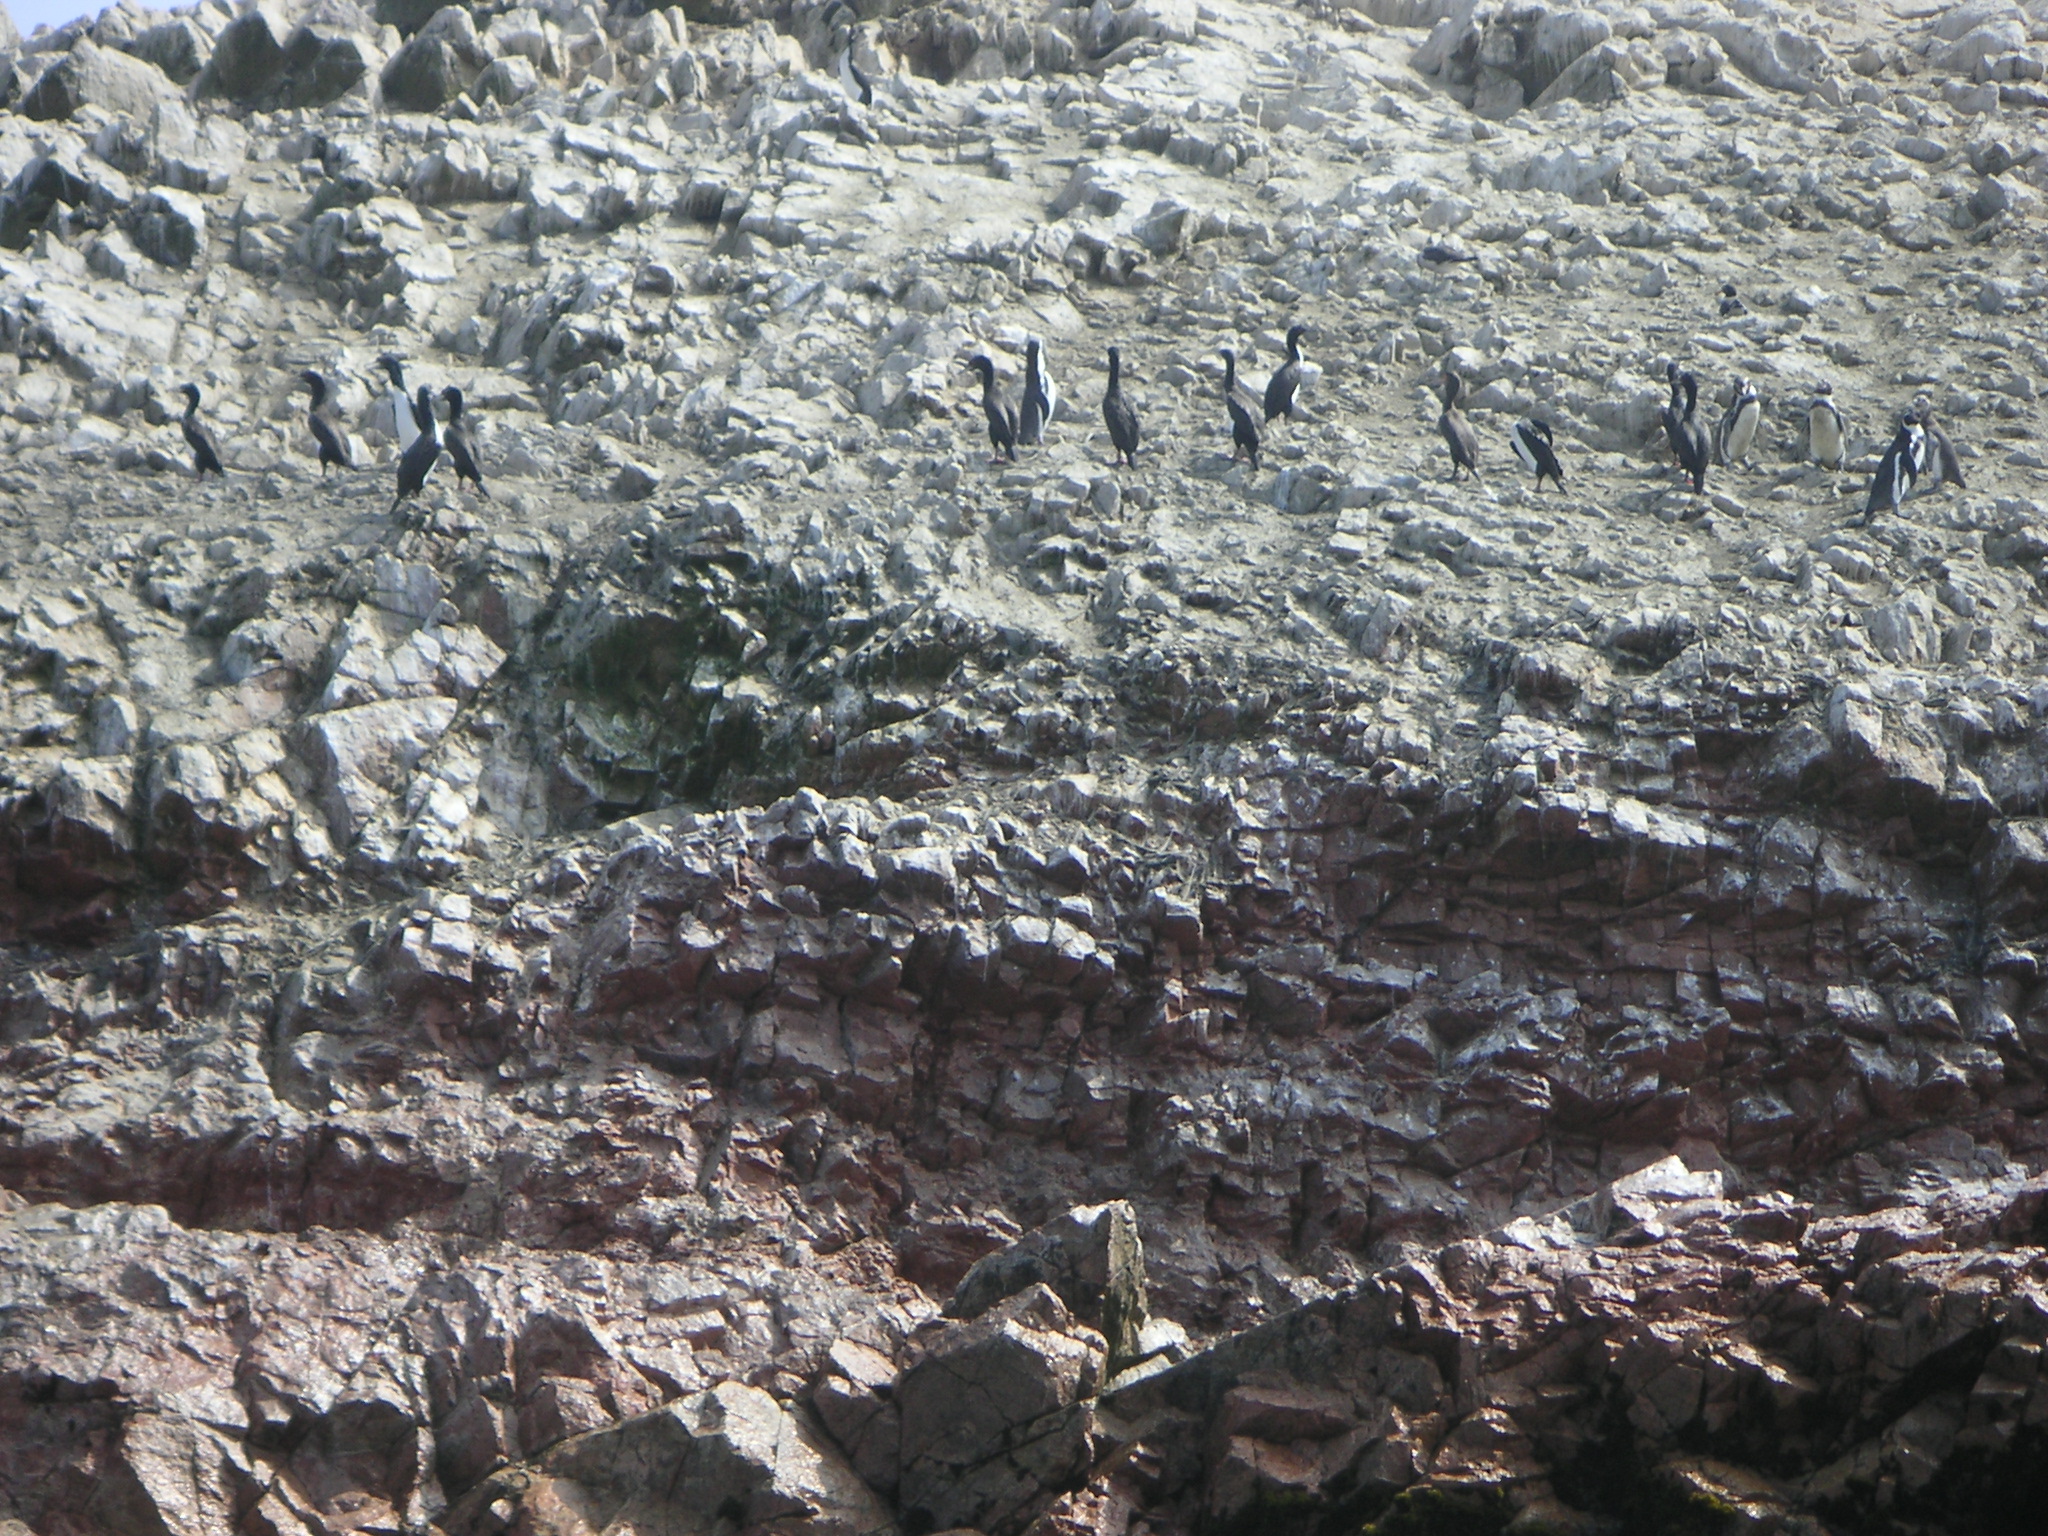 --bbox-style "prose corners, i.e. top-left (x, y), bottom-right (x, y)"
top-left (1863, 411), bottom-right (1924, 520)
top-left (1222, 348), bottom-right (1261, 470)
top-left (1914, 395), bottom-right (1964, 490)
top-left (179, 384), bottom-right (224, 480)
top-left (379, 353), bottom-right (422, 454)
top-left (300, 370), bottom-right (350, 475)
top-left (442, 386), bottom-right (488, 499)
top-left (1719, 283), bottom-right (1746, 317)
top-left (1421, 243), bottom-right (1475, 265)
top-left (1808, 383), bottom-right (1846, 477)
top-left (1020, 338), bottom-right (1057, 446)
top-left (1716, 376), bottom-right (1760, 468)
top-left (1659, 360), bottom-right (1688, 469)
top-left (1510, 417), bottom-right (1564, 491)
top-left (1103, 346), bottom-right (1139, 469)
top-left (1264, 324), bottom-right (1307, 424)
top-left (1438, 368), bottom-right (1479, 482)
top-left (966, 355), bottom-right (1018, 463)
top-left (1675, 371), bottom-right (1710, 494)
top-left (391, 384), bottom-right (441, 518)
